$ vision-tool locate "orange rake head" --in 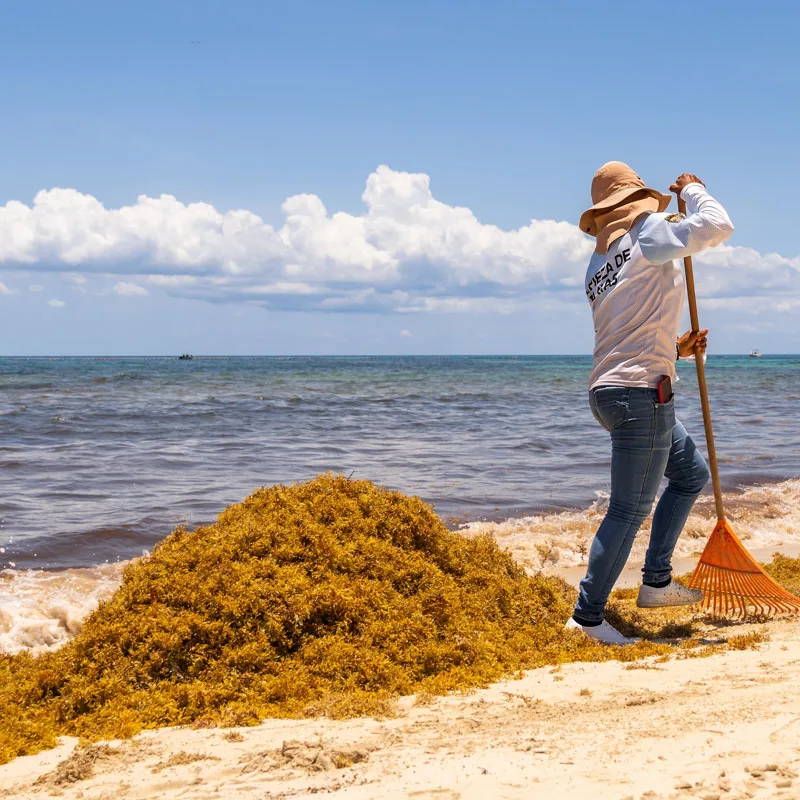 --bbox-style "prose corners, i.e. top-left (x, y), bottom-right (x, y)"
top-left (688, 519), bottom-right (800, 617)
